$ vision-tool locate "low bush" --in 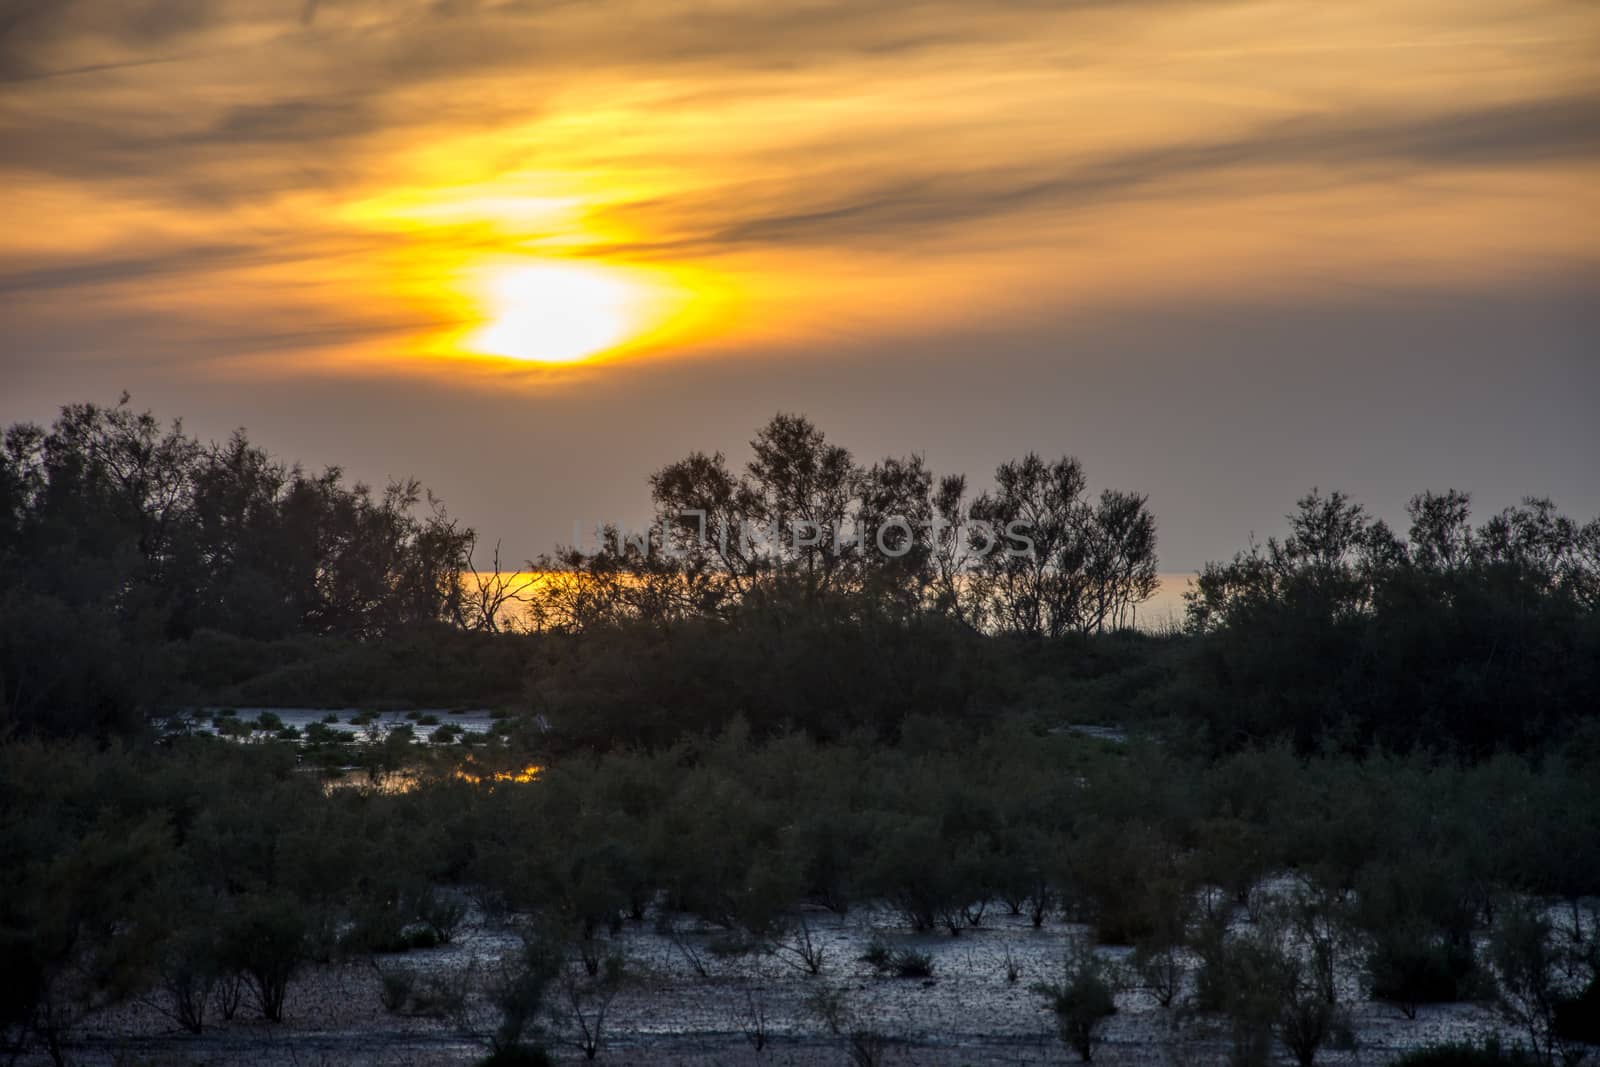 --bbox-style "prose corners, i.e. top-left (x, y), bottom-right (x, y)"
top-left (378, 964), bottom-right (415, 1013)
top-left (1033, 941), bottom-right (1118, 1062)
top-left (891, 950), bottom-right (934, 978)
